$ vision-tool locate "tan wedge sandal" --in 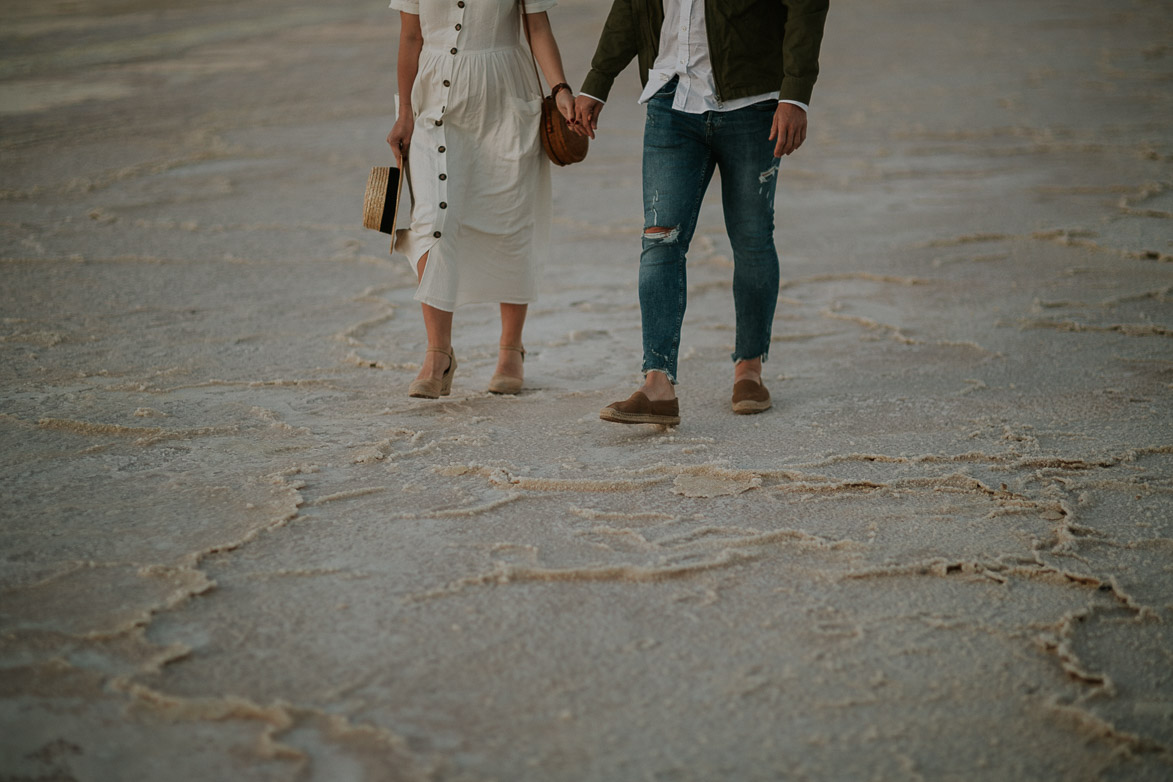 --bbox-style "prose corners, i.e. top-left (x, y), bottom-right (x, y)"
top-left (408, 347), bottom-right (456, 399)
top-left (487, 345), bottom-right (525, 395)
